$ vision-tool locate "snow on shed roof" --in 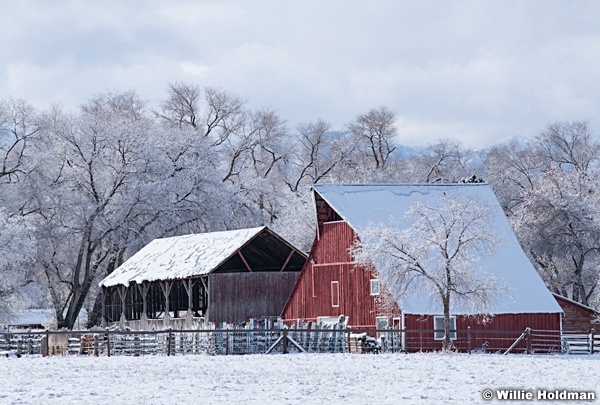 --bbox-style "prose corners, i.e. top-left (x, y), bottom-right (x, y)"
top-left (313, 183), bottom-right (563, 316)
top-left (100, 227), bottom-right (266, 288)
top-left (8, 309), bottom-right (56, 327)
